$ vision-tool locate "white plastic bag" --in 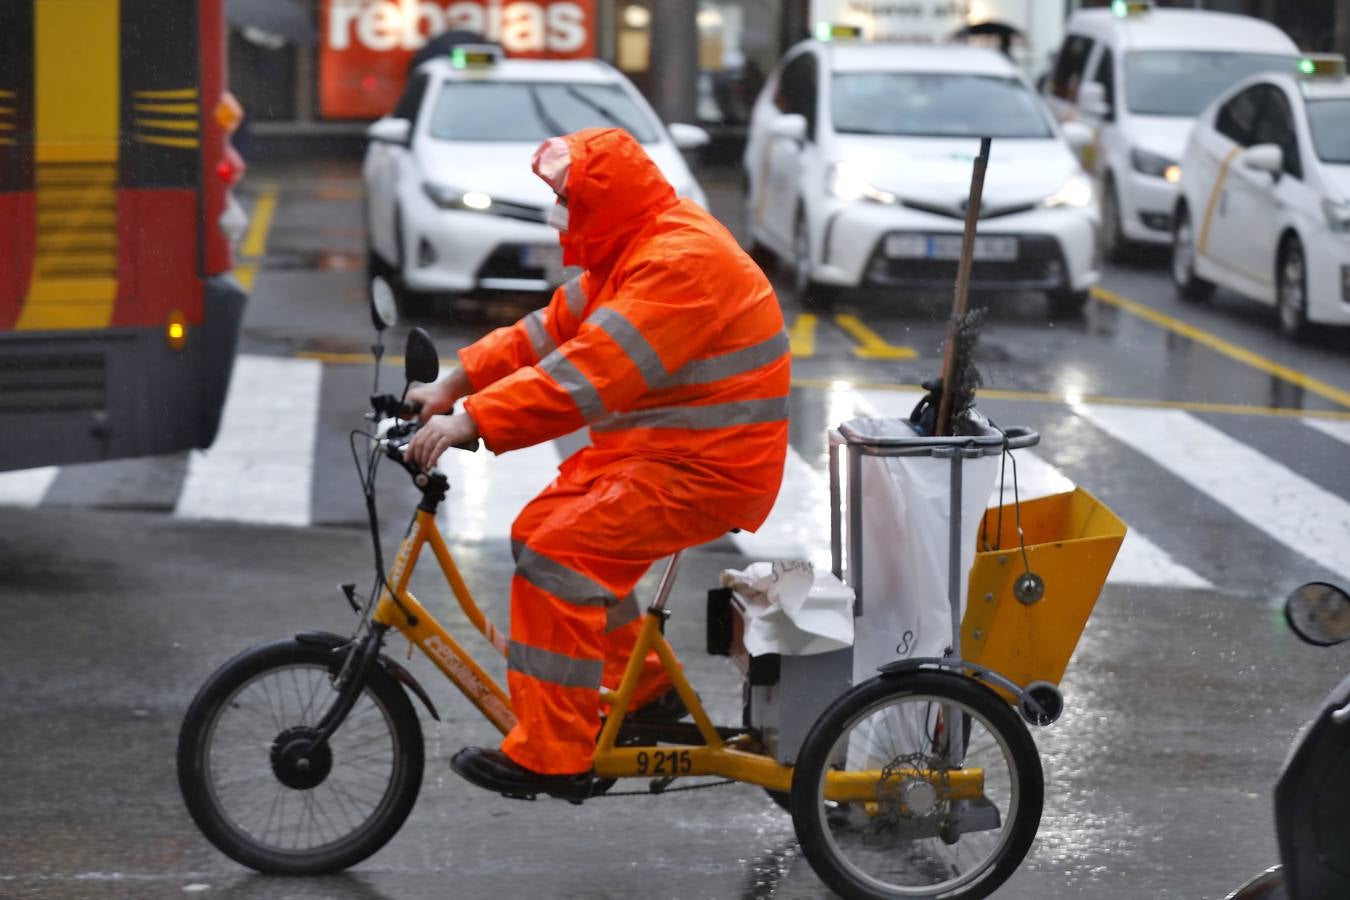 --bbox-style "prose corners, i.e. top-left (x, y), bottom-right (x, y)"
top-left (720, 560), bottom-right (855, 656)
top-left (843, 419), bottom-right (1001, 684)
